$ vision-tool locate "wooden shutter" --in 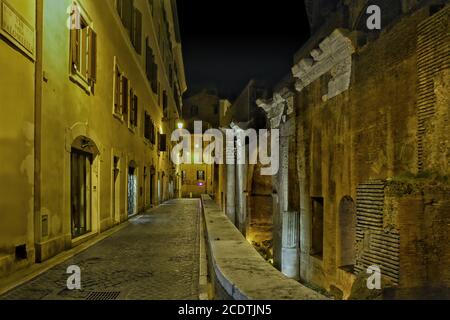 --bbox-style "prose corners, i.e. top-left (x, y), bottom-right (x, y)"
top-left (132, 94), bottom-right (138, 127)
top-left (87, 28), bottom-right (97, 83)
top-left (145, 38), bottom-right (152, 81)
top-left (114, 66), bottom-right (121, 113)
top-left (130, 94), bottom-right (134, 126)
top-left (159, 134), bottom-right (167, 152)
top-left (70, 29), bottom-right (79, 73)
top-left (151, 61), bottom-right (158, 93)
top-left (123, 77), bottom-right (129, 119)
top-left (116, 0), bottom-right (123, 17)
top-left (144, 114), bottom-right (150, 139)
top-left (134, 9), bottom-right (142, 54)
top-left (151, 121), bottom-right (155, 144)
top-left (123, 0), bottom-right (133, 35)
